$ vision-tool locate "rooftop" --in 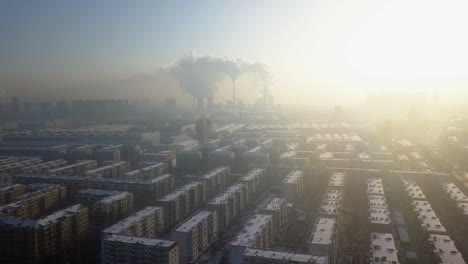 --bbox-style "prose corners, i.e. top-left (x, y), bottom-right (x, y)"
top-left (37, 204), bottom-right (86, 226)
top-left (105, 234), bottom-right (176, 248)
top-left (240, 168), bottom-right (264, 181)
top-left (262, 197), bottom-right (286, 211)
top-left (158, 182), bottom-right (199, 201)
top-left (329, 171), bottom-right (345, 187)
top-left (306, 133), bottom-right (363, 143)
top-left (319, 200), bottom-right (340, 216)
top-left (404, 179), bottom-right (426, 200)
top-left (310, 217), bottom-right (336, 245)
top-left (243, 248), bottom-right (328, 264)
top-left (369, 195), bottom-right (388, 209)
top-left (282, 170), bottom-right (302, 184)
top-left (367, 177), bottom-right (384, 195)
top-left (428, 234), bottom-right (466, 264)
top-left (208, 186), bottom-right (240, 205)
top-left (457, 203), bottom-right (468, 216)
top-left (369, 208), bottom-right (391, 225)
top-left (99, 192), bottom-right (132, 204)
top-left (441, 181), bottom-right (468, 203)
top-left (369, 233), bottom-right (399, 264)
top-left (230, 214), bottom-right (272, 247)
top-left (411, 200), bottom-right (446, 233)
top-left (77, 189), bottom-right (122, 197)
top-left (174, 210), bottom-right (213, 232)
top-left (103, 206), bottom-right (163, 235)
top-left (323, 189), bottom-right (342, 201)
